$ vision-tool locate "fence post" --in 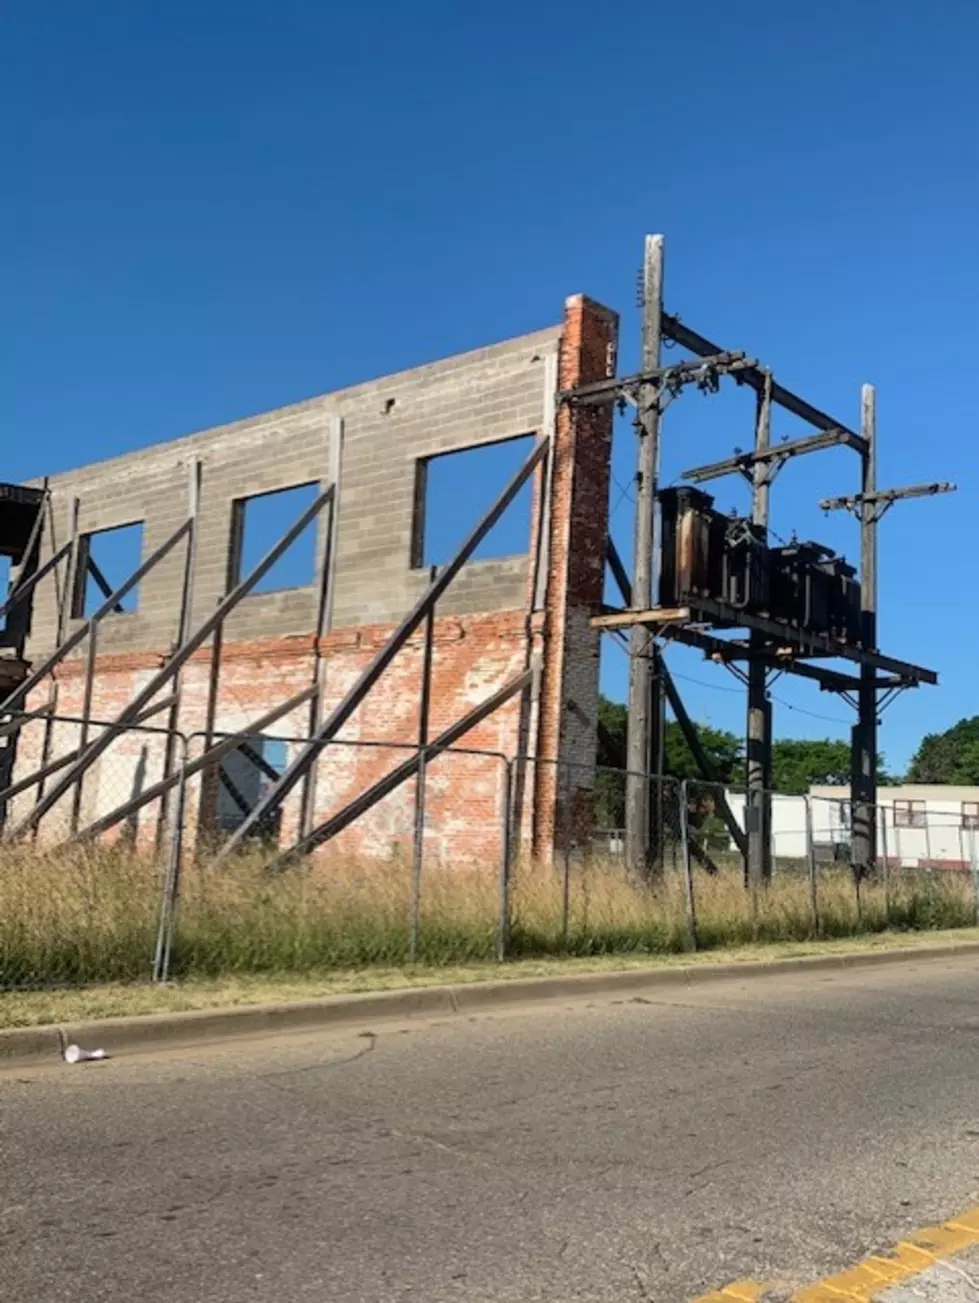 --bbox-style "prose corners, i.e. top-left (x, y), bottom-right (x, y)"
top-left (879, 804), bottom-right (891, 925)
top-left (804, 795), bottom-right (819, 939)
top-left (561, 761), bottom-right (573, 951)
top-left (968, 824), bottom-right (979, 927)
top-left (153, 734), bottom-right (190, 983)
top-left (678, 780), bottom-right (697, 951)
top-left (496, 759), bottom-right (512, 962)
top-left (409, 736), bottom-right (427, 965)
